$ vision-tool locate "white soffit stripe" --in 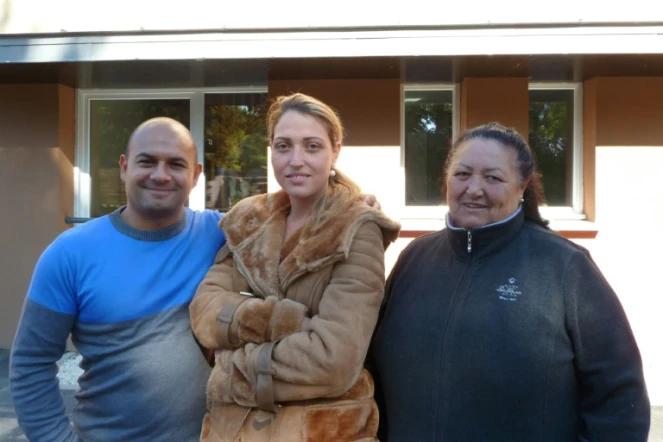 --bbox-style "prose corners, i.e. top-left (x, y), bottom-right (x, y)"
top-left (2, 26), bottom-right (663, 63)
top-left (3, 0), bottom-right (663, 34)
